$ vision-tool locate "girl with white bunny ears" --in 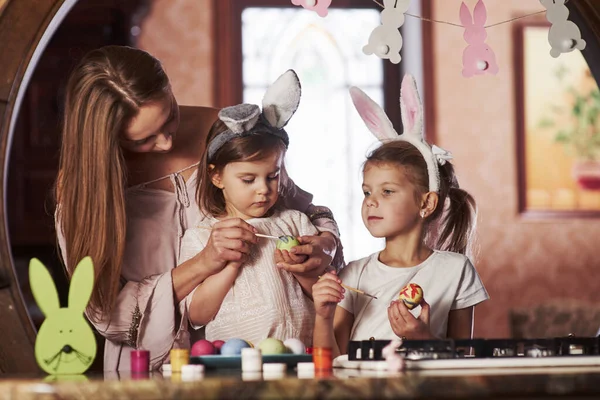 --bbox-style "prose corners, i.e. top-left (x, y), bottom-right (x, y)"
top-left (312, 74), bottom-right (489, 356)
